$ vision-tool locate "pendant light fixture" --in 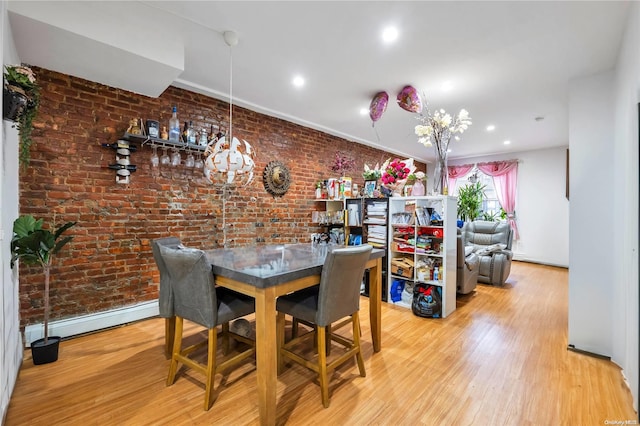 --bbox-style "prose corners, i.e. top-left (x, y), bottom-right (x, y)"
top-left (204, 30), bottom-right (255, 186)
